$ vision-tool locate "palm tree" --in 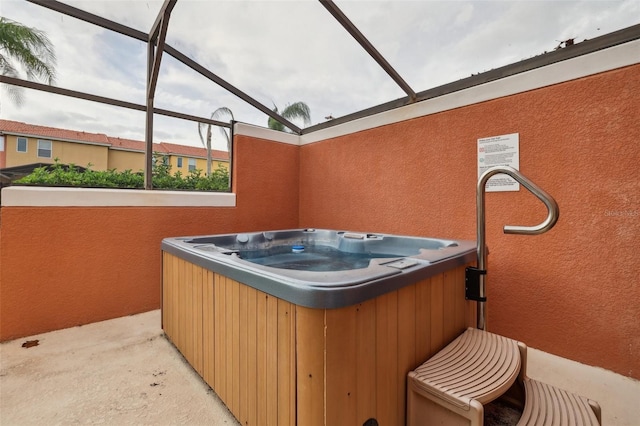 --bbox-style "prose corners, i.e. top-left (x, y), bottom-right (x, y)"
top-left (198, 107), bottom-right (234, 176)
top-left (267, 101), bottom-right (311, 132)
top-left (0, 17), bottom-right (56, 107)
